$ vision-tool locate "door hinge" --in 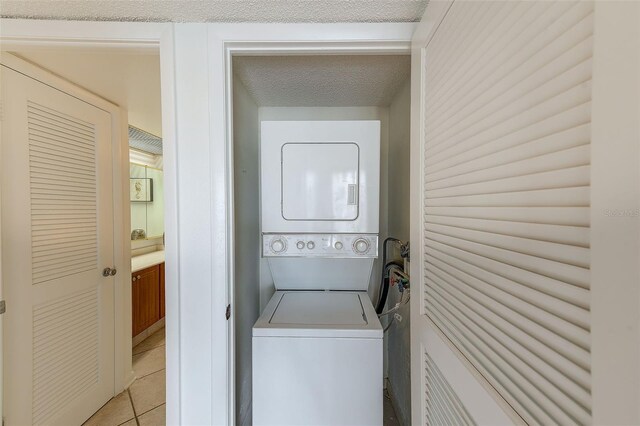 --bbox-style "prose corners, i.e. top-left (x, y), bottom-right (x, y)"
top-left (225, 304), bottom-right (231, 320)
top-left (0, 300), bottom-right (5, 315)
